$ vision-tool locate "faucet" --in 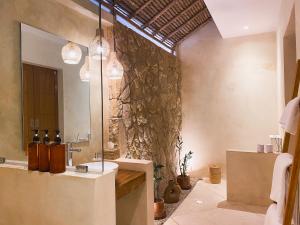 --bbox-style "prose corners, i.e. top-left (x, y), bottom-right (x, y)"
top-left (66, 142), bottom-right (82, 166)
